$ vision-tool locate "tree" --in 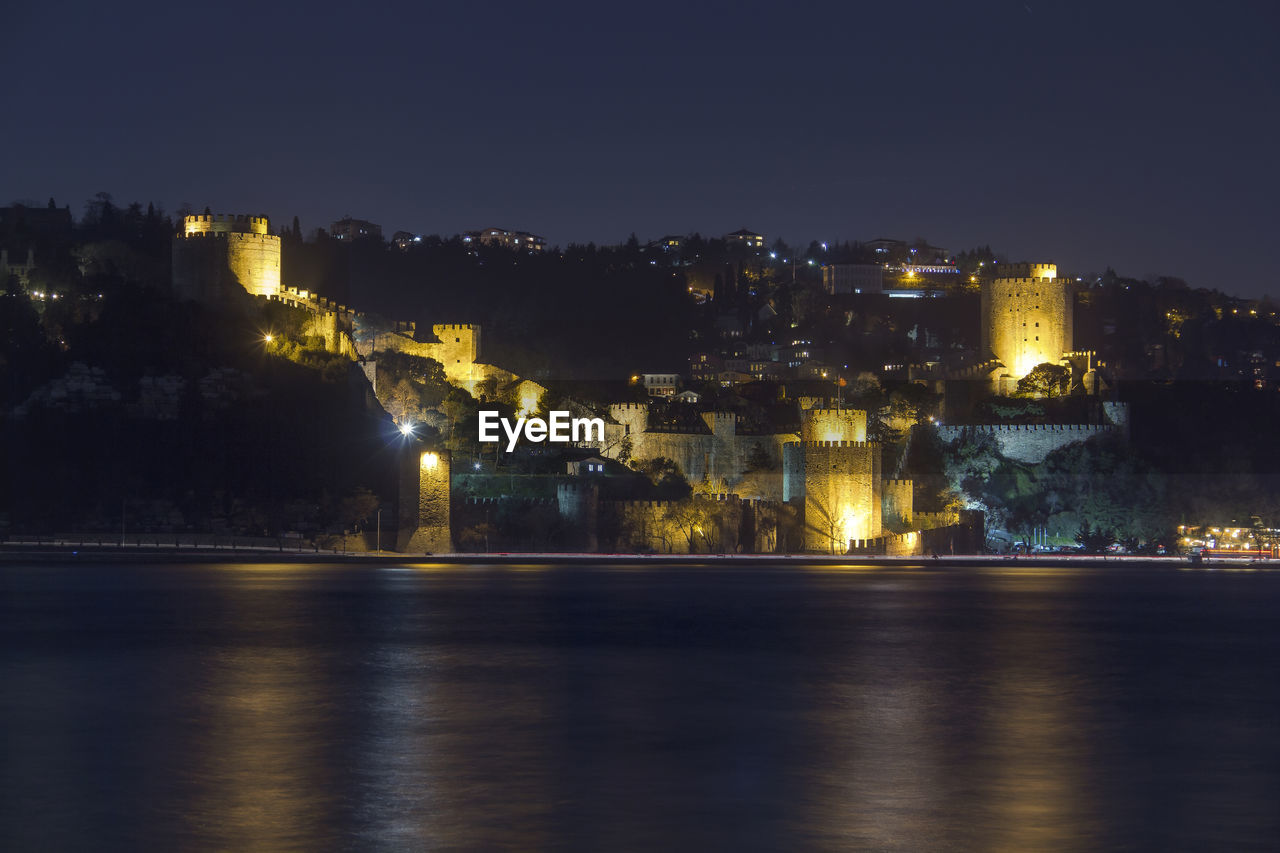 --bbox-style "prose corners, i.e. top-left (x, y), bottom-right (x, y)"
top-left (664, 500), bottom-right (717, 553)
top-left (337, 487), bottom-right (379, 533)
top-left (632, 457), bottom-right (691, 500)
top-left (1015, 362), bottom-right (1069, 398)
top-left (743, 442), bottom-right (776, 473)
top-left (1074, 521), bottom-right (1116, 554)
